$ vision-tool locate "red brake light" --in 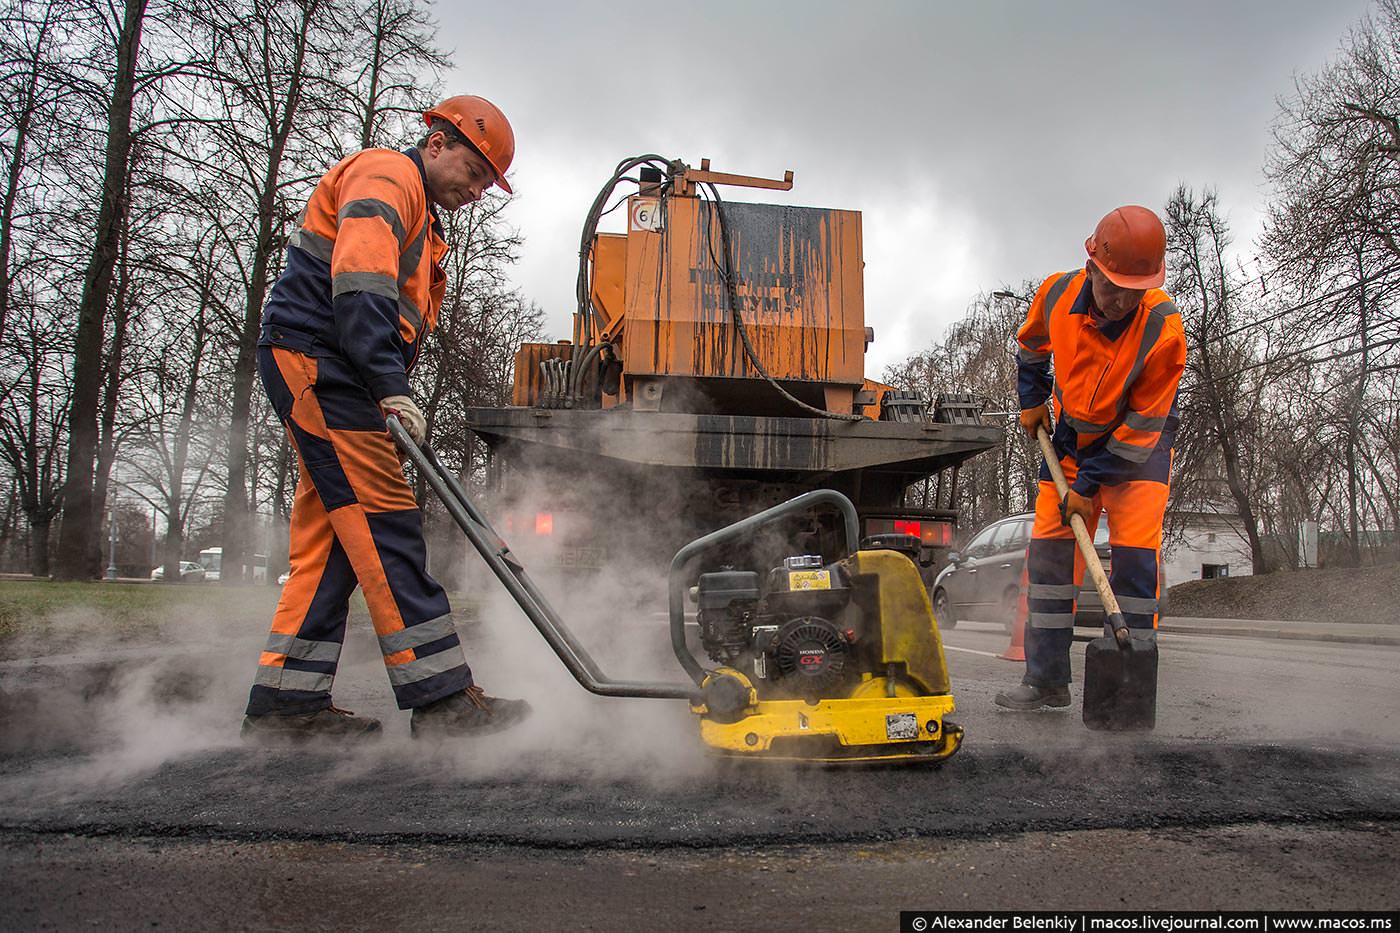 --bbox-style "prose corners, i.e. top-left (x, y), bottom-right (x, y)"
top-left (894, 519), bottom-right (921, 536)
top-left (927, 523), bottom-right (953, 546)
top-left (535, 512), bottom-right (553, 535)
